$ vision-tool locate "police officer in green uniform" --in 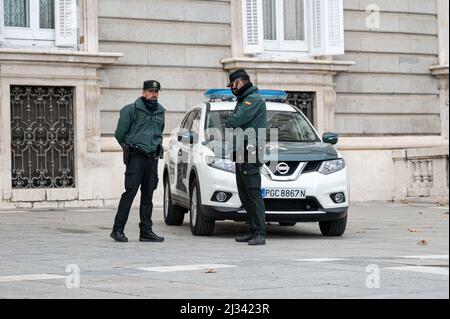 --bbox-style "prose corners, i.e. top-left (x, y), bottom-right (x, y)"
top-left (226, 69), bottom-right (267, 246)
top-left (110, 80), bottom-right (165, 243)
